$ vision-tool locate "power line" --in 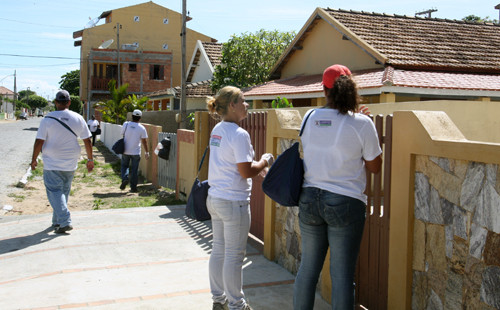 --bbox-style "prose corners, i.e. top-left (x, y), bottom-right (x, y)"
top-left (0, 53), bottom-right (79, 60)
top-left (0, 62), bottom-right (80, 68)
top-left (0, 17), bottom-right (76, 29)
